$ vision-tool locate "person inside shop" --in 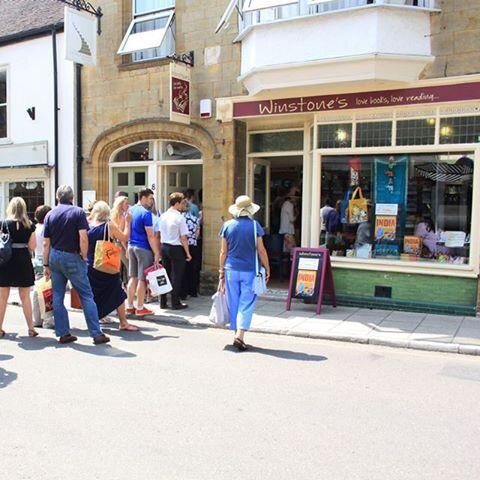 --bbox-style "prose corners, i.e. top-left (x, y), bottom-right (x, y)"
top-left (325, 200), bottom-right (343, 254)
top-left (354, 202), bottom-right (373, 258)
top-left (414, 216), bottom-right (449, 258)
top-left (279, 195), bottom-right (297, 253)
top-left (320, 198), bottom-right (334, 245)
